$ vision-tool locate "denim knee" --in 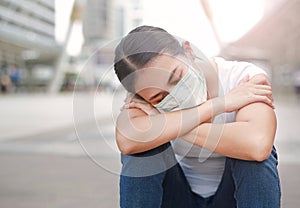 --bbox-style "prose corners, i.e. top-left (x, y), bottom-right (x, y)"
top-left (120, 172), bottom-right (165, 208)
top-left (120, 143), bottom-right (181, 208)
top-left (121, 142), bottom-right (178, 177)
top-left (228, 146), bottom-right (279, 177)
top-left (226, 146), bottom-right (281, 208)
